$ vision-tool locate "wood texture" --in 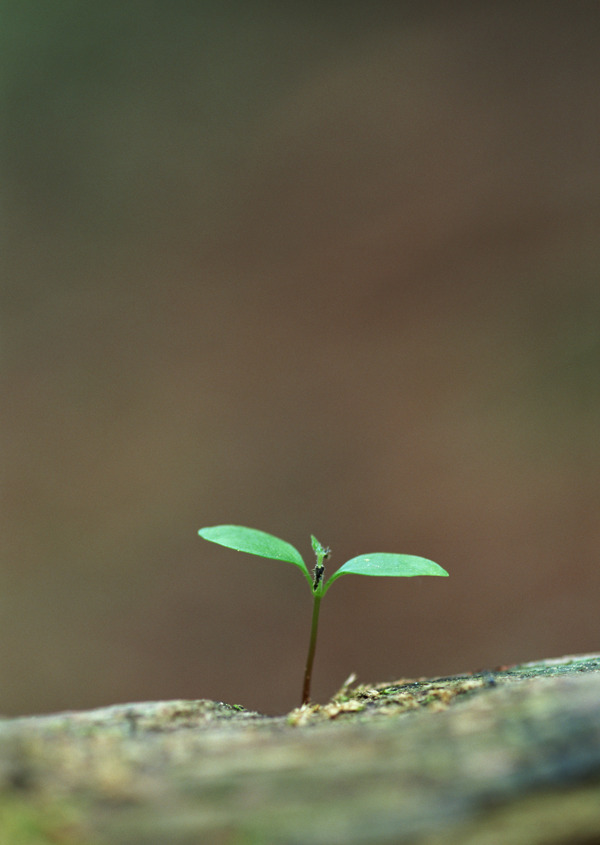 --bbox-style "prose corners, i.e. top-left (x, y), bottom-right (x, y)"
top-left (1, 654), bottom-right (600, 844)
